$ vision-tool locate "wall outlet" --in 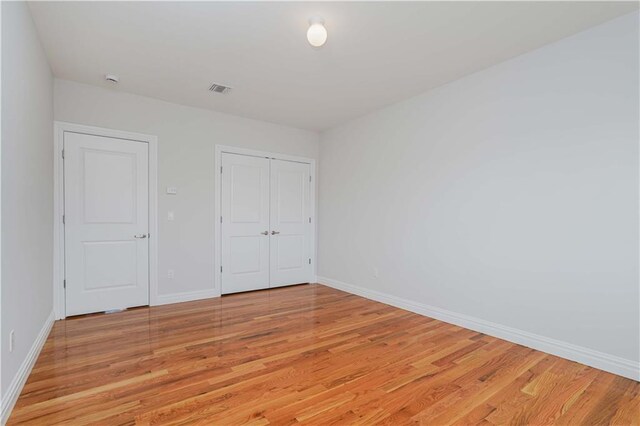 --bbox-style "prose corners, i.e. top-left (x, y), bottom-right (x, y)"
top-left (9, 330), bottom-right (15, 352)
top-left (373, 267), bottom-right (379, 279)
top-left (168, 269), bottom-right (174, 279)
